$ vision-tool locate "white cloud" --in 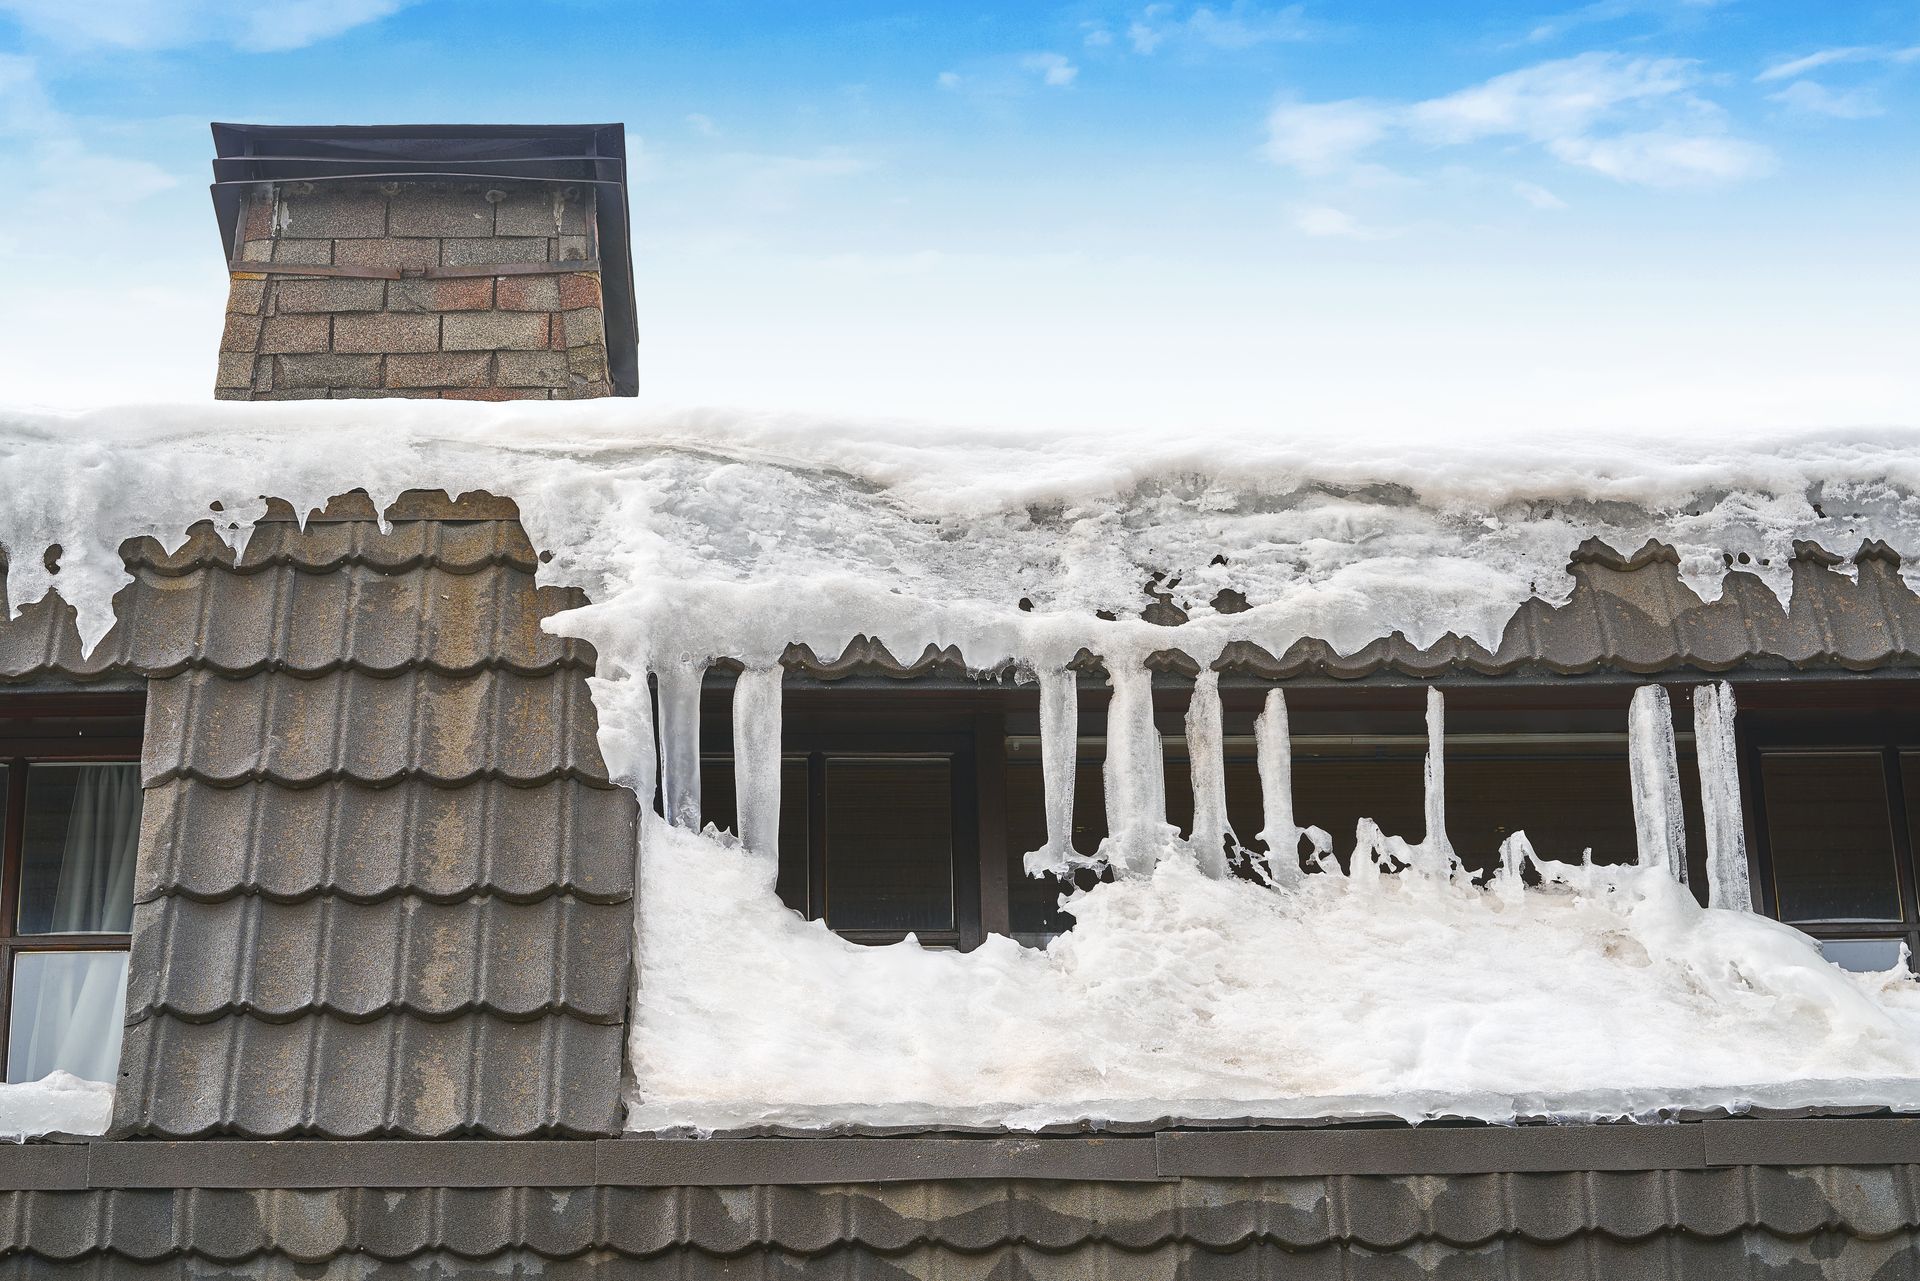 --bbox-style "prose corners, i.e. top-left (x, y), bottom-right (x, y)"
top-left (1266, 52), bottom-right (1773, 188)
top-left (1290, 204), bottom-right (1393, 239)
top-left (0, 54), bottom-right (175, 214)
top-left (1512, 179), bottom-right (1567, 209)
top-left (1264, 98), bottom-right (1393, 174)
top-left (1406, 53), bottom-right (1696, 145)
top-left (1756, 45), bottom-right (1918, 83)
top-left (1548, 128), bottom-right (1774, 185)
top-left (1519, 0), bottom-right (1733, 47)
top-left (939, 52), bottom-right (1079, 99)
top-left (0, 0), bottom-right (415, 51)
top-left (1020, 52), bottom-right (1079, 87)
top-left (1129, 2), bottom-right (1313, 54)
top-left (685, 114), bottom-right (720, 137)
top-left (1766, 79), bottom-right (1883, 120)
